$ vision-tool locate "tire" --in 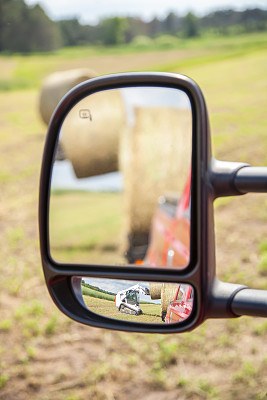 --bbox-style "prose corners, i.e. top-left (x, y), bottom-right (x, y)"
top-left (161, 311), bottom-right (166, 322)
